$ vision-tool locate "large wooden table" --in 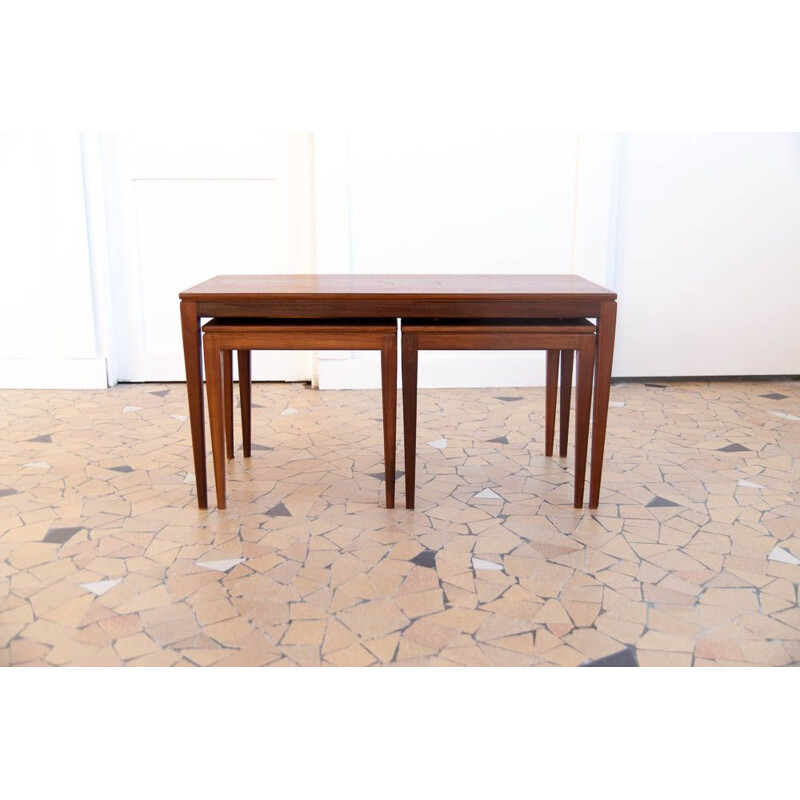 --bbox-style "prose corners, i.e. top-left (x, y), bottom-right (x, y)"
top-left (179, 274), bottom-right (617, 509)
